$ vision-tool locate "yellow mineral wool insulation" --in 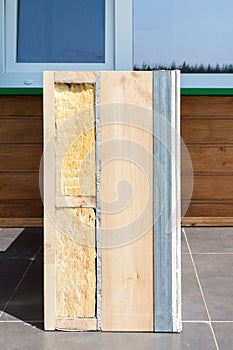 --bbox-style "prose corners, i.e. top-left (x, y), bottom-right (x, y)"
top-left (56, 208), bottom-right (96, 318)
top-left (54, 83), bottom-right (96, 197)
